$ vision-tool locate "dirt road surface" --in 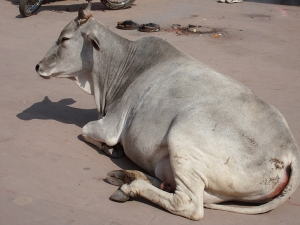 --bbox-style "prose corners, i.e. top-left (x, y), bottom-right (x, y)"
top-left (1, 0), bottom-right (299, 224)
